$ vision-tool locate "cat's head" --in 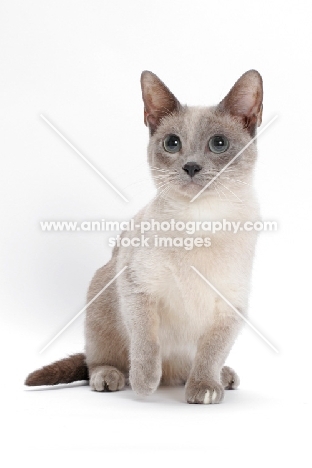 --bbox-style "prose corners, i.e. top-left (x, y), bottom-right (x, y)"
top-left (141, 70), bottom-right (263, 202)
